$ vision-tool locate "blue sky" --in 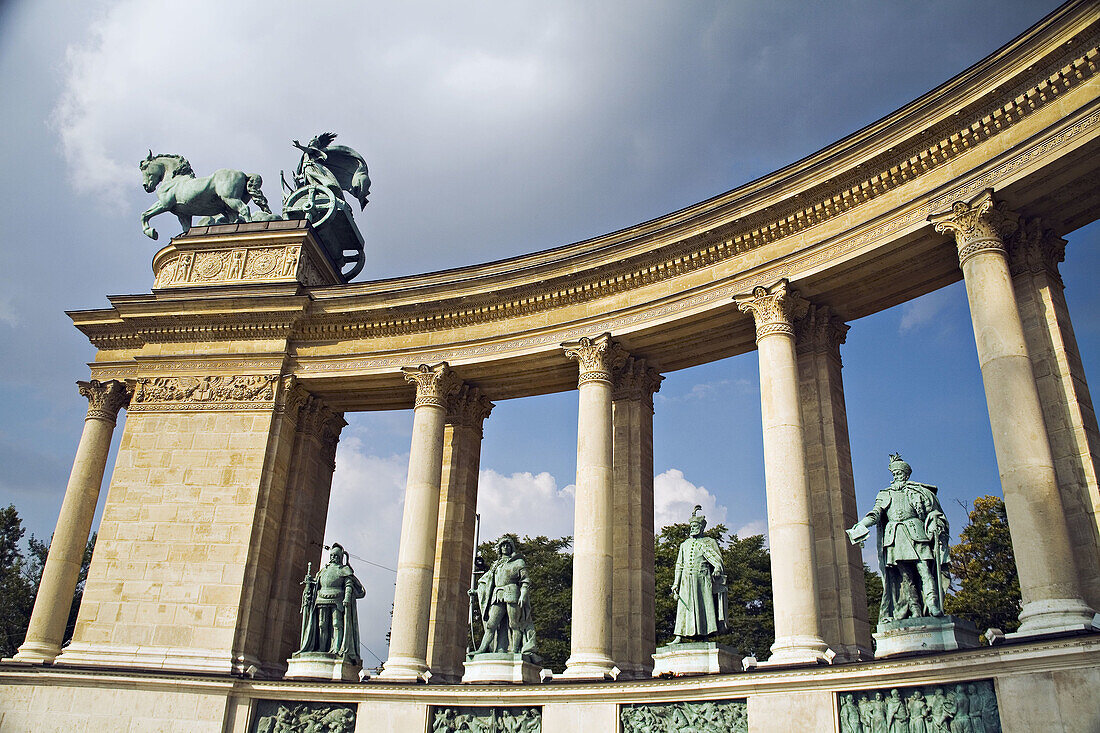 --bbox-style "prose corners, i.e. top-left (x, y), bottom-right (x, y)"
top-left (4, 0), bottom-right (1096, 664)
